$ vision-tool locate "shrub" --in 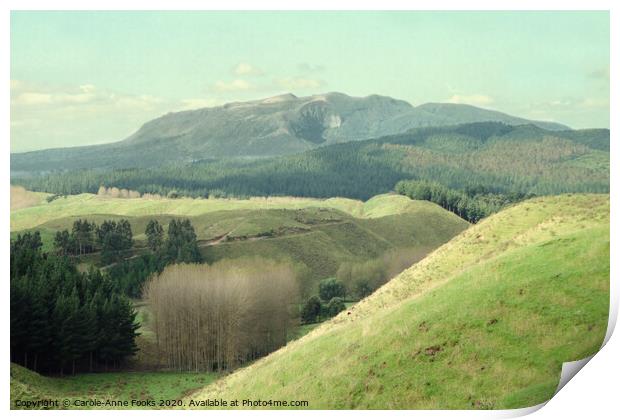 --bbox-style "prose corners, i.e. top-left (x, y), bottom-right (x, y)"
top-left (301, 295), bottom-right (322, 324)
top-left (327, 297), bottom-right (346, 317)
top-left (318, 278), bottom-right (346, 301)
